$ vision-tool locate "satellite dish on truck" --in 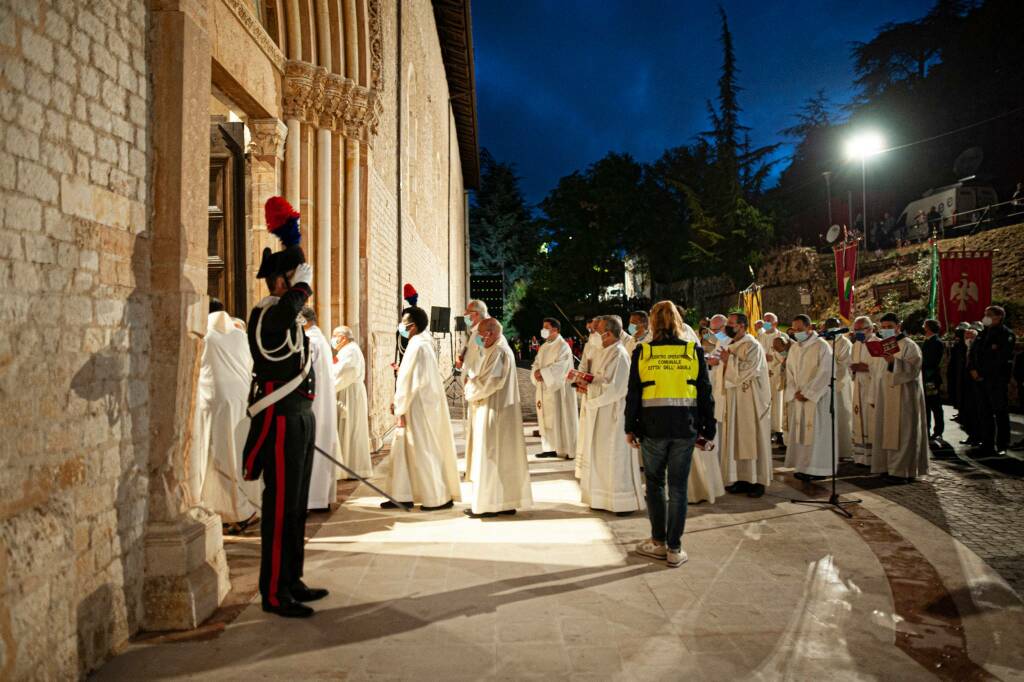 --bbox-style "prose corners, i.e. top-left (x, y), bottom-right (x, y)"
top-left (954, 147), bottom-right (984, 178)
